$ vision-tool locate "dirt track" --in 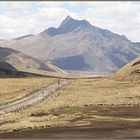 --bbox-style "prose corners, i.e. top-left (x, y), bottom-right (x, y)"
top-left (0, 79), bottom-right (72, 115)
